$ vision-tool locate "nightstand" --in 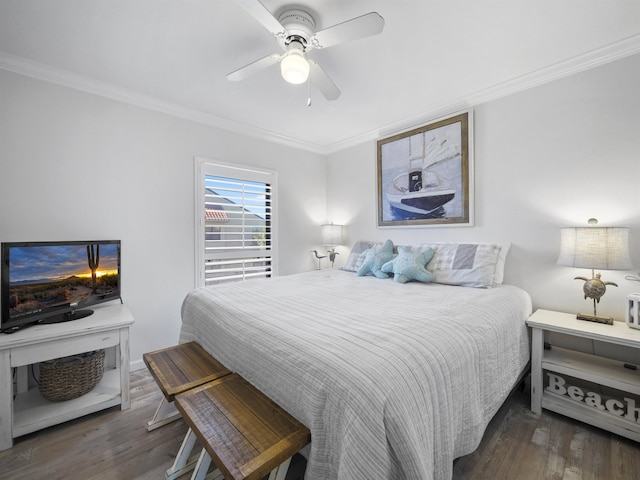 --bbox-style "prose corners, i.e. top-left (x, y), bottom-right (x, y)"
top-left (527, 309), bottom-right (640, 442)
